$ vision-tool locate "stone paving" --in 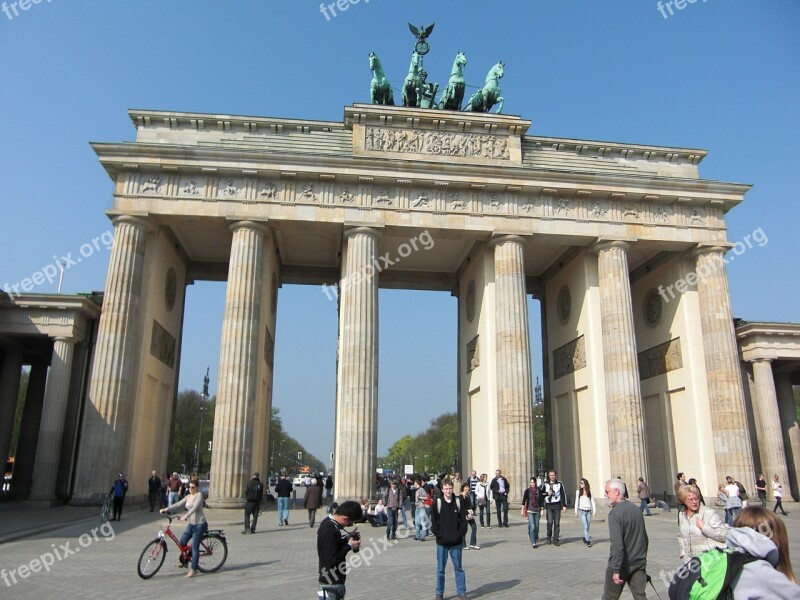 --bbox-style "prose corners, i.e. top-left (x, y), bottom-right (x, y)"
top-left (0, 500), bottom-right (799, 599)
